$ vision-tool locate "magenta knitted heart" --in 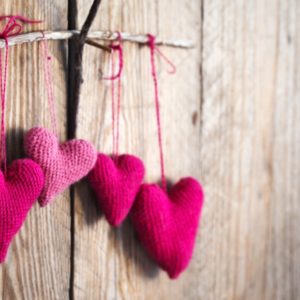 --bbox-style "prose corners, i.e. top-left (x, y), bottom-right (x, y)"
top-left (0, 159), bottom-right (44, 263)
top-left (24, 127), bottom-right (97, 207)
top-left (88, 153), bottom-right (145, 226)
top-left (130, 177), bottom-right (204, 279)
